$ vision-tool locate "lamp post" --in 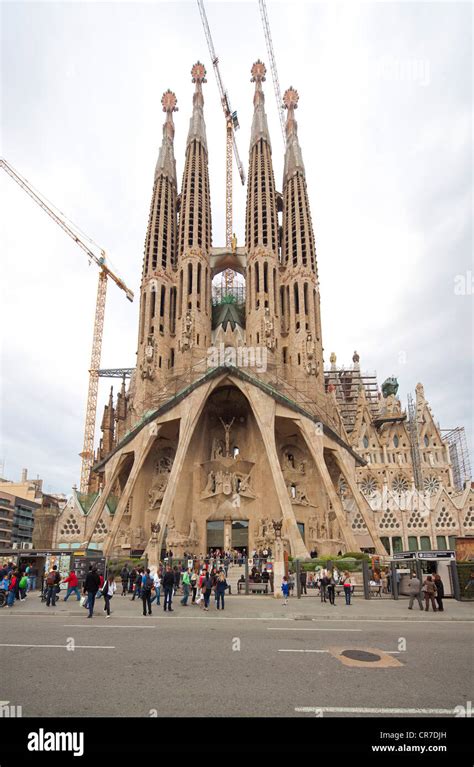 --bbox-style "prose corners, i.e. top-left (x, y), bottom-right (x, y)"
top-left (272, 519), bottom-right (284, 599)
